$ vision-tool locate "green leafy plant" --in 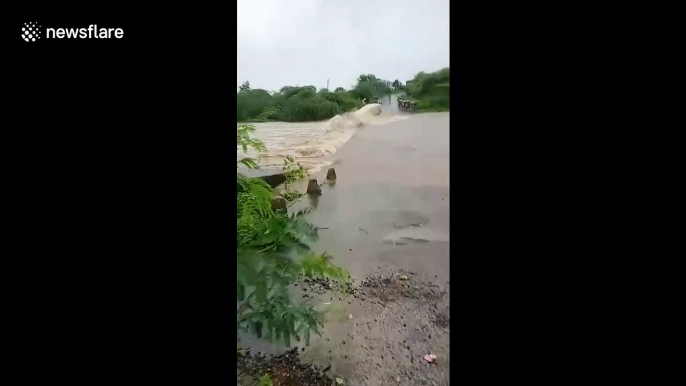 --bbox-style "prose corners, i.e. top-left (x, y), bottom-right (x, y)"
top-left (237, 125), bottom-right (267, 169)
top-left (282, 191), bottom-right (303, 203)
top-left (237, 126), bottom-right (351, 349)
top-left (282, 156), bottom-right (308, 185)
top-left (257, 374), bottom-right (273, 386)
